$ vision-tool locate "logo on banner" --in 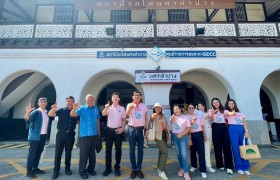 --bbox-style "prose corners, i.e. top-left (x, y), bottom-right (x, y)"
top-left (148, 46), bottom-right (165, 62)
